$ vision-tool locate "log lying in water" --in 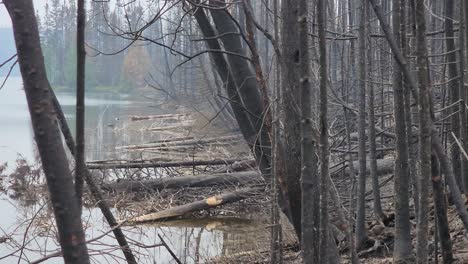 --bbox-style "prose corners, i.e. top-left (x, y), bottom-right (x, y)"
top-left (87, 158), bottom-right (249, 170)
top-left (123, 187), bottom-right (260, 223)
top-left (102, 171), bottom-right (263, 192)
